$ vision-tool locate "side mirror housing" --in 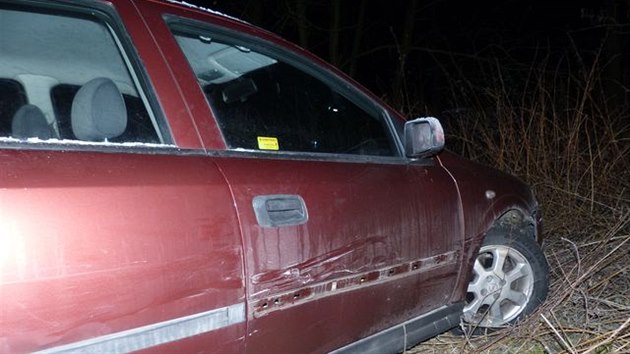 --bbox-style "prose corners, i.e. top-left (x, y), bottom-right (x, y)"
top-left (404, 117), bottom-right (445, 158)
